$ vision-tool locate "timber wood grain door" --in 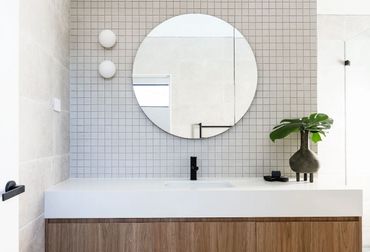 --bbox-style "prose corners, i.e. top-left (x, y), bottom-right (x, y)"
top-left (46, 219), bottom-right (256, 252)
top-left (256, 220), bottom-right (361, 252)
